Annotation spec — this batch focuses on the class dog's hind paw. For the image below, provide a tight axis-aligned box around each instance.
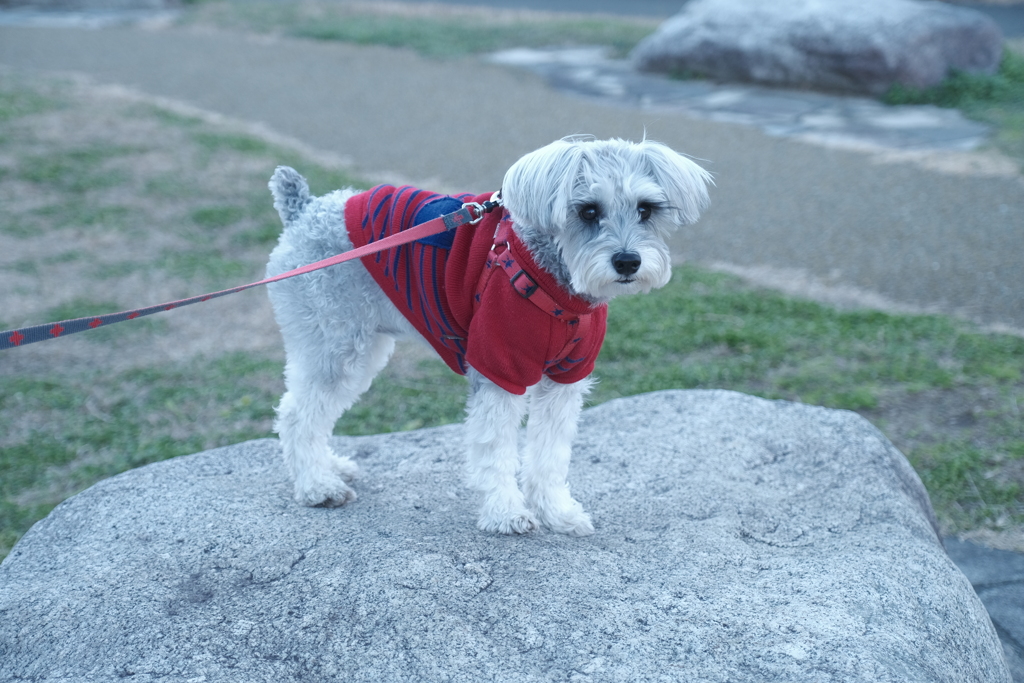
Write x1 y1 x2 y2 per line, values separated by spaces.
331 455 360 483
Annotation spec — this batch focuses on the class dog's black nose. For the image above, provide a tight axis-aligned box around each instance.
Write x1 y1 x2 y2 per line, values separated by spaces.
612 252 641 276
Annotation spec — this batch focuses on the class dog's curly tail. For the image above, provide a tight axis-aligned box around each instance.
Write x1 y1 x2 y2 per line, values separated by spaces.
269 166 312 227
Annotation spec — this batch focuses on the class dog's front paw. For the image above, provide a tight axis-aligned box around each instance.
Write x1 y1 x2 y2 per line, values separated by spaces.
528 489 595 536
294 476 357 507
476 501 539 535
293 456 360 507
540 505 594 536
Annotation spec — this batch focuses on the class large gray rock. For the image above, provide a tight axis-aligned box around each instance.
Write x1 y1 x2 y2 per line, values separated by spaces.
631 0 1005 95
0 390 1010 682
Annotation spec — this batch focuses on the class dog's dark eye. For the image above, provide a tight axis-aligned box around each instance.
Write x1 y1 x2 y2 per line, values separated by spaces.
578 205 599 223
638 204 653 222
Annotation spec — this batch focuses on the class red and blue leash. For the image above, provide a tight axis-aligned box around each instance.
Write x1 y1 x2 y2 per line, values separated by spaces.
0 198 500 352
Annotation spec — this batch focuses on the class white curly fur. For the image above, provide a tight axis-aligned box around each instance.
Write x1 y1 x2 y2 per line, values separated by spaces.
265 136 711 535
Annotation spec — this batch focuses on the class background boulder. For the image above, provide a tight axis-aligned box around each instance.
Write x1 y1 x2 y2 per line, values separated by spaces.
0 391 1010 682
631 0 1005 95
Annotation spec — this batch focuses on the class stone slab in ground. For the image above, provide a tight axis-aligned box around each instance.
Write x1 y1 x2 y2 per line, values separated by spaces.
0 391 1010 682
489 47 992 152
631 0 1005 95
947 539 1024 682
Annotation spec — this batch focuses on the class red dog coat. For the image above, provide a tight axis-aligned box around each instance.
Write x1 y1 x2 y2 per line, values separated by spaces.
345 185 608 395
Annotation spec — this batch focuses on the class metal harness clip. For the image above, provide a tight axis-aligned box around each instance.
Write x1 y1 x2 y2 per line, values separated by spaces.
462 189 504 225
463 202 486 225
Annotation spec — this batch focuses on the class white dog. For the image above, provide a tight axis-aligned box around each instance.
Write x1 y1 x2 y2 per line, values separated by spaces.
266 137 711 535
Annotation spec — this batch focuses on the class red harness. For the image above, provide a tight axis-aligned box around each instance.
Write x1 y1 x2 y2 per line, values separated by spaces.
477 214 593 365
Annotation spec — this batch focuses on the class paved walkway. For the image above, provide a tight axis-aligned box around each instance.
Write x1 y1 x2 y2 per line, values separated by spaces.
1 17 1023 675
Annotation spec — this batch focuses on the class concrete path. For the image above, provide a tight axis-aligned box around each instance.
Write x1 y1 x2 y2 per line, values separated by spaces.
1 24 1022 332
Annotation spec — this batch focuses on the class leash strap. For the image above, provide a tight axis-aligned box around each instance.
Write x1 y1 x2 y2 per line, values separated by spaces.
1 200 498 351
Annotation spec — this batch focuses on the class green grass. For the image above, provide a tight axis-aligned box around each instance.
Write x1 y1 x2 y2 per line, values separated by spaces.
336 362 469 436
0 354 285 557
18 146 139 193
35 202 134 229
194 130 272 155
884 50 1024 110
294 14 652 58
156 249 255 284
911 441 1022 530
594 268 1023 406
2 202 137 238
183 1 656 58
192 205 247 229
0 86 60 122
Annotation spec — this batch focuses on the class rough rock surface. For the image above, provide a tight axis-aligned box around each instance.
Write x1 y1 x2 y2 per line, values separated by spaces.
630 0 1005 95
0 390 1010 682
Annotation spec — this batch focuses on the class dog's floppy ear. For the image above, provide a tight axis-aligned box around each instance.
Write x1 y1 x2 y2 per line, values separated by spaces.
638 141 713 226
501 139 585 230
